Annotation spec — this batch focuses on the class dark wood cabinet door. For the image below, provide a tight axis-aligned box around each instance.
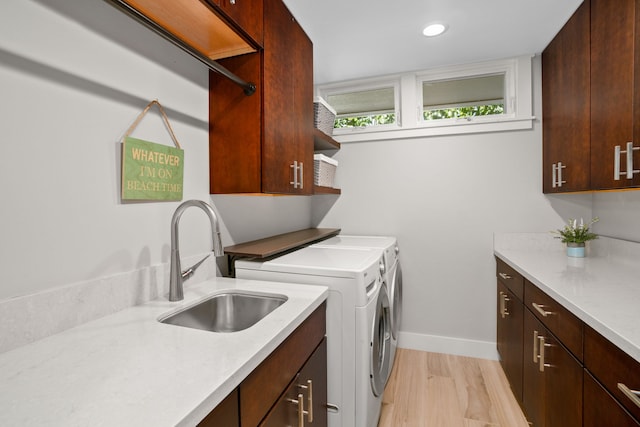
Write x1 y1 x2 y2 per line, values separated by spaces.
496 281 524 404
542 0 591 193
523 310 582 427
261 338 328 427
262 0 313 195
584 370 640 427
216 0 263 46
590 0 640 190
523 311 546 427
543 331 582 427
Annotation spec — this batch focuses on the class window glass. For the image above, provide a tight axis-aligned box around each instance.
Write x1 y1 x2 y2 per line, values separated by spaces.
422 74 505 120
327 87 396 129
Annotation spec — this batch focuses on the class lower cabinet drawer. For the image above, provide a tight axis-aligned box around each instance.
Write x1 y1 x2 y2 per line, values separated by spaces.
524 280 583 360
584 370 640 426
584 325 640 421
240 303 326 427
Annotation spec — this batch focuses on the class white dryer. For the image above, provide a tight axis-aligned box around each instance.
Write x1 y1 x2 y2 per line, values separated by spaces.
235 246 391 427
311 235 403 374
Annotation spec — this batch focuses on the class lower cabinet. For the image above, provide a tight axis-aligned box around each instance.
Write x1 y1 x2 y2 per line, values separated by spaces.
522 309 582 427
261 338 327 427
496 280 524 402
495 256 640 426
198 302 327 427
584 370 640 427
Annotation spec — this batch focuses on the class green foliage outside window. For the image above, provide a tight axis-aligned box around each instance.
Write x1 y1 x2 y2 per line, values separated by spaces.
334 114 396 128
423 104 504 120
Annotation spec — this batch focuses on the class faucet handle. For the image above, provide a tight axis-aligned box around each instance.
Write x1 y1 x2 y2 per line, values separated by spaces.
181 254 211 281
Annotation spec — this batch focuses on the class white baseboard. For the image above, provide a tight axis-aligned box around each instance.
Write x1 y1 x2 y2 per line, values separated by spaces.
397 331 499 361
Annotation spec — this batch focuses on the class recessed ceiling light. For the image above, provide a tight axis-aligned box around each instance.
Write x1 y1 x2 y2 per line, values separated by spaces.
423 23 447 37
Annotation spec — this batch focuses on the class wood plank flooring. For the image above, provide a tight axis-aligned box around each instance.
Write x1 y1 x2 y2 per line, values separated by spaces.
378 349 529 427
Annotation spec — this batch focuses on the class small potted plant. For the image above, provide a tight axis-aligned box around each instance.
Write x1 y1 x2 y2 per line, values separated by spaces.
552 217 599 257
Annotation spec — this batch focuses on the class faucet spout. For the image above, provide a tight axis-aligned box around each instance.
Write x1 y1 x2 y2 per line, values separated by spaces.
169 200 224 301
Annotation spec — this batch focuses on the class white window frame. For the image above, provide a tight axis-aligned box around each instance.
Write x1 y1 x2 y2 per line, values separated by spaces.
316 77 401 134
316 55 534 143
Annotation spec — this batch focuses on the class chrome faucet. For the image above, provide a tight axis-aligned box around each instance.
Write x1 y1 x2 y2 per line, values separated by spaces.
169 200 224 301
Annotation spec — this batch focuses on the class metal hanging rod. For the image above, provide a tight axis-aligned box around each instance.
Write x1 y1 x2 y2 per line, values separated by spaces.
105 0 256 96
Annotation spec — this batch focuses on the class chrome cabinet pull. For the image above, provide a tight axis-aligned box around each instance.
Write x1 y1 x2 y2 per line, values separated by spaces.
288 393 308 427
498 272 512 280
499 291 510 319
618 383 640 409
532 302 553 317
614 142 640 180
538 335 552 372
290 161 304 189
290 161 299 188
533 330 539 363
299 162 304 189
297 379 313 422
552 162 567 188
230 0 236 4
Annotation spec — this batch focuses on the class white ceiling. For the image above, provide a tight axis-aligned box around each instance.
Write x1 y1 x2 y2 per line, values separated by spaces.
282 0 584 84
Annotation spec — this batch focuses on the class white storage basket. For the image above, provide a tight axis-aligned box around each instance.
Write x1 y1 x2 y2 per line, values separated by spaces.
314 97 337 136
314 154 338 187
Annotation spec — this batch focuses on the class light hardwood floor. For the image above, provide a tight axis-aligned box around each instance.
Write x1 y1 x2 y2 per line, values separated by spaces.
378 349 529 427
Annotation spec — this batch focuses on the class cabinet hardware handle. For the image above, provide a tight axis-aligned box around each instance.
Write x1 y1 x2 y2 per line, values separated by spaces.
499 291 510 319
230 0 236 4
532 302 553 317
552 162 566 188
288 393 308 427
298 379 313 422
618 383 640 409
533 330 539 363
307 379 313 422
538 335 552 372
615 142 640 180
290 161 299 188
299 162 304 189
498 272 512 280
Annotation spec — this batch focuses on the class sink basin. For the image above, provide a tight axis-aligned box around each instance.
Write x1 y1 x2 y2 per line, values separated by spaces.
159 291 288 333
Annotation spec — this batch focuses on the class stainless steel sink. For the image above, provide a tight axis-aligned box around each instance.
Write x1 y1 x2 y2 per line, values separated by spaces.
159 291 288 333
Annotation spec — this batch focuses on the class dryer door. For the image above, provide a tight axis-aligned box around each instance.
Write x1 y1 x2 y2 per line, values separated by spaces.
370 284 391 397
389 262 403 340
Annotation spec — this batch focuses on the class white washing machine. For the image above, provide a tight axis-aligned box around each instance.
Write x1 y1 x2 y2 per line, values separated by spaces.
311 235 403 375
235 246 392 427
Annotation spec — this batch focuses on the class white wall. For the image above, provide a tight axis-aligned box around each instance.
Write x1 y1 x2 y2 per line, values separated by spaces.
0 0 310 301
314 56 594 358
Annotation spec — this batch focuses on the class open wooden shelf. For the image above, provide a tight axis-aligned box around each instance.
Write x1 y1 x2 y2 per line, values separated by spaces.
224 227 340 258
313 129 340 151
313 185 341 195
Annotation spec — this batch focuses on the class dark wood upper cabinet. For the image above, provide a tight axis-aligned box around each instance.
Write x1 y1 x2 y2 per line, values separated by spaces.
542 1 591 193
543 0 640 192
590 0 640 189
209 0 314 195
214 0 264 47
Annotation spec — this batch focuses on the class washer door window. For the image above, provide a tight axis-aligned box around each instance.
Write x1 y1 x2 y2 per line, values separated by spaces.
390 262 403 340
370 284 391 397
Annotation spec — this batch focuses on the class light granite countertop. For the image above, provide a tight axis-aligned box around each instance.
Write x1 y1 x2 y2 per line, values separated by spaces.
494 233 640 363
0 277 328 426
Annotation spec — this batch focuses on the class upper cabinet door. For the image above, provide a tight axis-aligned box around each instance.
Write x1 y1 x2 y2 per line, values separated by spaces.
216 0 264 47
542 1 591 193
590 0 640 190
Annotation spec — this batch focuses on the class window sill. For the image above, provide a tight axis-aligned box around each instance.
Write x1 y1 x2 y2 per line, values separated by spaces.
332 116 536 143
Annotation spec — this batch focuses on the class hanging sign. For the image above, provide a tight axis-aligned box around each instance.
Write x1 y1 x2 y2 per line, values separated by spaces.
122 136 184 200
120 100 184 201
